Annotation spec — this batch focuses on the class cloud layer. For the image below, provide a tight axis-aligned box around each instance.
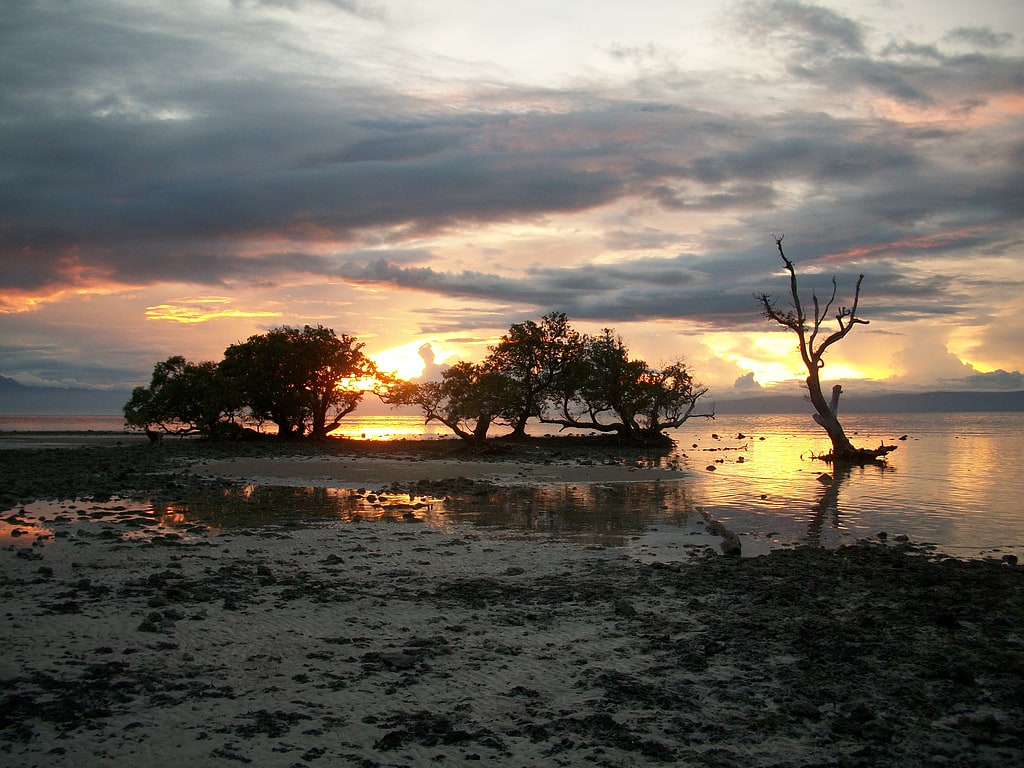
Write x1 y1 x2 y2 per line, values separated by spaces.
1 0 1022 392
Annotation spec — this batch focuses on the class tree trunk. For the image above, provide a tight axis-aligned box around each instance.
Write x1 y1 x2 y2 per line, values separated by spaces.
806 377 857 458
471 414 492 444
509 413 529 438
807 376 895 463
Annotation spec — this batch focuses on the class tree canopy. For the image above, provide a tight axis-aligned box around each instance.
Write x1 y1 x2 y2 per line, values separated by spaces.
125 315 712 445
385 361 511 444
540 328 711 446
124 356 235 440
125 325 375 440
390 314 712 445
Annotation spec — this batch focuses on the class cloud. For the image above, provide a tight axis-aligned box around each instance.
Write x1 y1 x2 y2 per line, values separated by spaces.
145 297 282 324
943 369 1024 390
231 0 385 20
945 26 1015 49
733 0 866 58
733 372 763 391
1 0 1022 390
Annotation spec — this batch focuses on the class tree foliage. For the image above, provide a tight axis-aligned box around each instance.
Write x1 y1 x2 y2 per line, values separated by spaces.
542 328 711 445
385 361 511 445
485 312 583 436
220 325 376 438
392 314 711 445
126 325 375 440
124 356 235 440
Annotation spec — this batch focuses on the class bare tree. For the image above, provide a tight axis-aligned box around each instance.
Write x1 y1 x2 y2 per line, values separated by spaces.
757 236 896 463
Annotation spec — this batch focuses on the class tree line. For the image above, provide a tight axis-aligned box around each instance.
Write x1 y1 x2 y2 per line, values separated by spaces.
124 313 712 446
127 245 888 463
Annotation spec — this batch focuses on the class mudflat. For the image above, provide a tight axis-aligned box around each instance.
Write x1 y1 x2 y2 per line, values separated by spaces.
1 439 1022 766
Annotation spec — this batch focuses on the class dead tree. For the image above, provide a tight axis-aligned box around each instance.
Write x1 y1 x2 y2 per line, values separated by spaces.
757 235 896 464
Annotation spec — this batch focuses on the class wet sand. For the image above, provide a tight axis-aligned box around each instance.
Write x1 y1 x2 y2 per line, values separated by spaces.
1 441 1022 766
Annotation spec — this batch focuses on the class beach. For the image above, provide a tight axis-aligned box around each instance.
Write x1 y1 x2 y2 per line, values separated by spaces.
2 439 1023 766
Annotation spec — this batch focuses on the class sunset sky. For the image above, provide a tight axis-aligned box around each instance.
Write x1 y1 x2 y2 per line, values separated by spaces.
2 0 1023 406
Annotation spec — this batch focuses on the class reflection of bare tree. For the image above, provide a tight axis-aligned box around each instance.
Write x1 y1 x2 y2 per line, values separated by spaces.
805 464 890 546
806 467 848 546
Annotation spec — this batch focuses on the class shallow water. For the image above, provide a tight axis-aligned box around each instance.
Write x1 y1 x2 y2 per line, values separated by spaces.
3 412 1022 560
669 412 1024 559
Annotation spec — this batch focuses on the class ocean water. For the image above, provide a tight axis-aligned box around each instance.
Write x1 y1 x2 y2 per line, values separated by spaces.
0 414 128 432
2 412 1022 560
667 412 1024 560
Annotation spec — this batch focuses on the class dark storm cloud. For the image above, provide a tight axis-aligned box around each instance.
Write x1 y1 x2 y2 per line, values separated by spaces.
336 256 707 317
331 247 971 330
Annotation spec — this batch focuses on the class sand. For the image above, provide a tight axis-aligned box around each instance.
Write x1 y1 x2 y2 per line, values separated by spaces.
2 441 1023 766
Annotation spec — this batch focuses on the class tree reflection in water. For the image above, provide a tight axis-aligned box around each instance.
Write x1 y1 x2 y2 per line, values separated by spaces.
805 462 892 548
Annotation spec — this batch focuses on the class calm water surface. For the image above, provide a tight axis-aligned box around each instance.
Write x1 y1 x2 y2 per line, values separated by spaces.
2 412 1022 560
669 412 1024 559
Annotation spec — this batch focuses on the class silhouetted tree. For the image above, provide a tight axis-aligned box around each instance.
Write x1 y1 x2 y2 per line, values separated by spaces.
757 236 896 463
220 325 374 438
387 361 512 444
485 312 584 437
124 356 235 440
543 329 712 445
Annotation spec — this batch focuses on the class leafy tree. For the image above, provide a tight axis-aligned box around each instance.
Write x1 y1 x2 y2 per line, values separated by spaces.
221 329 308 437
757 235 896 463
485 312 583 437
297 325 377 438
220 325 375 438
124 356 234 440
387 361 511 444
543 329 711 445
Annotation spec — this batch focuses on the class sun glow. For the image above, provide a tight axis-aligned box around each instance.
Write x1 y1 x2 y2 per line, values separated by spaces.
702 330 889 389
370 340 462 382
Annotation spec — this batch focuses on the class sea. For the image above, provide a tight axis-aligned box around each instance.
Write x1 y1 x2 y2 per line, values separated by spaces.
2 412 1022 560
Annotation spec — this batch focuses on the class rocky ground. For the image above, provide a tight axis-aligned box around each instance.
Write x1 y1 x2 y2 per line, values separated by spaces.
1 440 1022 767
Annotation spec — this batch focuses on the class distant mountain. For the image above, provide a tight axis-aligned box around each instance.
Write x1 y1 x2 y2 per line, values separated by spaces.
714 390 1024 414
3 375 1023 416
0 376 131 415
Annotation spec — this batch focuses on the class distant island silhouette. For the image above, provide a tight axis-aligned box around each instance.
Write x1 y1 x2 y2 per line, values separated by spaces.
2 375 1022 417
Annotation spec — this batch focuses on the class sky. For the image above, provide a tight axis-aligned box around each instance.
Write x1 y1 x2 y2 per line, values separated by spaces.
2 0 1023 407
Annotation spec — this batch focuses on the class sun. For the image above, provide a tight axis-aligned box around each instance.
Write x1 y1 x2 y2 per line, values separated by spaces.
370 341 434 381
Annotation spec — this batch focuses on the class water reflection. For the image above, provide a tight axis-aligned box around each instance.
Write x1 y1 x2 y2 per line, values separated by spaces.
164 485 447 529
4 414 1020 560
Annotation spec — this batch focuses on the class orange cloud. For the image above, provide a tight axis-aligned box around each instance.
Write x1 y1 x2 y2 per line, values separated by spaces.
869 92 1024 128
145 297 281 324
820 225 994 263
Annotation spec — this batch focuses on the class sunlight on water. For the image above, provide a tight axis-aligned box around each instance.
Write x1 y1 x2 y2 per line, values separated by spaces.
3 412 1022 560
328 415 451 441
671 413 1024 559
133 412 1024 559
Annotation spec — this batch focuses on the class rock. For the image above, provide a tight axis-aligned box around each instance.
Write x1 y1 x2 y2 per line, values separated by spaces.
614 599 638 617
377 651 417 670
786 700 822 721
137 611 164 632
